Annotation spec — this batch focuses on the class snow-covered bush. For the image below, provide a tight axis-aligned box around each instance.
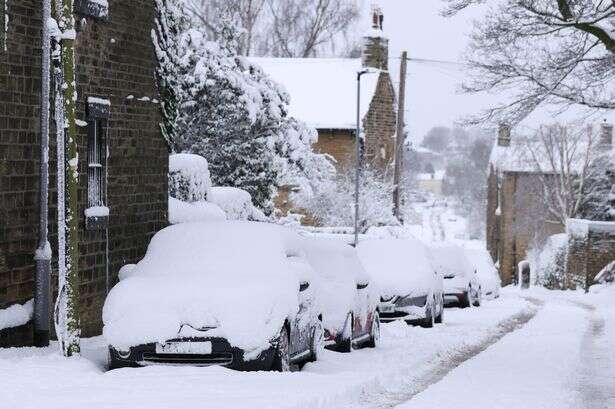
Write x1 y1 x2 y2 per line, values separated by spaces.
169 153 212 202
579 151 615 222
168 197 227 225
208 187 266 221
153 0 335 214
529 234 569 290
295 168 398 231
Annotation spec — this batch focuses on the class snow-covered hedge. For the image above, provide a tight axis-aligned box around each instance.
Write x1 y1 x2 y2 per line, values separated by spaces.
169 153 211 203
208 187 266 221
168 197 226 225
529 234 568 289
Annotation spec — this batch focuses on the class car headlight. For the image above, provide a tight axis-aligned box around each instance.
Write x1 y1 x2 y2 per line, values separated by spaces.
395 294 427 308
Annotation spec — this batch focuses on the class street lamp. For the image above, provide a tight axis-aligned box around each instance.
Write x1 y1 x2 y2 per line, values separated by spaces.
354 69 375 248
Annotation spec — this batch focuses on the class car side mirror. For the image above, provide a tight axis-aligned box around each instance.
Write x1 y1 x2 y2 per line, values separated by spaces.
299 282 310 292
357 282 369 290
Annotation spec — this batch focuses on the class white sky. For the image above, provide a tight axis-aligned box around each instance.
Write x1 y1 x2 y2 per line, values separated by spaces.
360 1 613 143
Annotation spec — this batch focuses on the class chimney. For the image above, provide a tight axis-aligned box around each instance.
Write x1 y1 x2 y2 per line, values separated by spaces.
600 122 613 150
362 3 388 70
497 123 511 147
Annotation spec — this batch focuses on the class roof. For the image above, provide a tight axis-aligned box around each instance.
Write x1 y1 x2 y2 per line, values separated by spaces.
249 58 381 130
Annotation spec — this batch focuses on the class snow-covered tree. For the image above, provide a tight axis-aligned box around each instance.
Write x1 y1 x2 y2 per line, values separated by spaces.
443 0 615 124
578 150 615 221
153 0 336 214
296 167 398 231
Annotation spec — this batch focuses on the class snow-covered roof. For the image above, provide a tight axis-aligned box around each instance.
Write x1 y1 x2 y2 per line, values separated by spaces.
249 58 381 130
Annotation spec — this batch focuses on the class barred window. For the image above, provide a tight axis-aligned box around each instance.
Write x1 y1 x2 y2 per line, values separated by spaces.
87 118 106 208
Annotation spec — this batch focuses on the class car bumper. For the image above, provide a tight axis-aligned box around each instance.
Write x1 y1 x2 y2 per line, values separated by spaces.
444 292 468 305
109 337 276 371
379 305 426 322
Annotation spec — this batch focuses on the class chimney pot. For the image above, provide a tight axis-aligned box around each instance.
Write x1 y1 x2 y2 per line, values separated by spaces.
498 123 511 147
600 122 613 149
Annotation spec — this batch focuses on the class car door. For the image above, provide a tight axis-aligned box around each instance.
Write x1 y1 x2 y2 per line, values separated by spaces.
290 280 315 358
355 281 370 337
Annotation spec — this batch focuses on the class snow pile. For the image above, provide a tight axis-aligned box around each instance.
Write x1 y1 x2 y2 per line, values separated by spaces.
593 261 615 285
465 248 501 299
169 153 211 203
0 299 33 331
84 206 109 218
302 237 376 330
358 238 436 298
103 222 307 354
208 187 266 221
168 197 226 224
528 233 568 289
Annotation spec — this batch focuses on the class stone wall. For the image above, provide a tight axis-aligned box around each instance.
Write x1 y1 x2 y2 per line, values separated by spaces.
566 219 615 290
363 72 396 172
486 169 564 285
313 129 355 172
0 1 168 345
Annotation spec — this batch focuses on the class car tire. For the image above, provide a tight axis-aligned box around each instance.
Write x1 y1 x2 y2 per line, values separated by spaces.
460 289 472 308
435 297 444 324
473 287 483 307
338 312 353 353
271 326 291 372
365 311 380 348
107 348 134 371
421 302 435 328
308 319 324 362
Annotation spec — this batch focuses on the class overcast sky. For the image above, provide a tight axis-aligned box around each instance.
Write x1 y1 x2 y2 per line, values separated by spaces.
359 1 612 143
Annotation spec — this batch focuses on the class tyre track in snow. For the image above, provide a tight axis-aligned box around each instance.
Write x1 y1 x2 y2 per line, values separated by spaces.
353 297 543 409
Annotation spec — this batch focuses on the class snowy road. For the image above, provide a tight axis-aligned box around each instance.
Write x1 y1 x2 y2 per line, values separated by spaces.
1 288 613 409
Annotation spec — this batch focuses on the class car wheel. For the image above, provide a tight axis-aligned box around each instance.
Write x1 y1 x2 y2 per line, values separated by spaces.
338 312 353 353
473 287 483 307
435 297 444 324
107 347 134 371
365 311 380 348
460 289 472 308
308 319 324 362
271 326 291 372
421 302 435 328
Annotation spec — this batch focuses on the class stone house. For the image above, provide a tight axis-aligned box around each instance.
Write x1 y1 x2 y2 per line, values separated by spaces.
0 1 168 347
251 8 397 174
486 123 614 285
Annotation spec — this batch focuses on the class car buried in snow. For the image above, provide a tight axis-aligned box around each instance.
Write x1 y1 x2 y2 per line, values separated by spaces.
431 244 482 308
357 238 444 328
465 248 501 300
302 237 380 352
103 221 324 372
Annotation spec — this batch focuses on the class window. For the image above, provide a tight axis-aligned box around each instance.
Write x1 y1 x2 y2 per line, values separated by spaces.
85 97 110 230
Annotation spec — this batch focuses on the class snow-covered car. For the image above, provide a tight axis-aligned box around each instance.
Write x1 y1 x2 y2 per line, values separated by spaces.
358 238 444 327
103 221 324 372
465 248 501 300
431 244 481 308
302 237 380 352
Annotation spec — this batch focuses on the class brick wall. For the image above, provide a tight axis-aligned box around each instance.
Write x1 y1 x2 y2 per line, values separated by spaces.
1 1 168 345
313 129 355 172
363 72 396 172
566 219 615 290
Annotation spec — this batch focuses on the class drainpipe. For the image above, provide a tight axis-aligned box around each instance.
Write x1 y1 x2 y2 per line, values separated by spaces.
34 0 52 347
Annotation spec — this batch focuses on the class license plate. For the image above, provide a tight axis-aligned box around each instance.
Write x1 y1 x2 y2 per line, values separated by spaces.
381 305 394 313
156 341 212 354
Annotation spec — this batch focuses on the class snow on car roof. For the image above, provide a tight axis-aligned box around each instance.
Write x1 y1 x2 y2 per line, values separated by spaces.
357 238 436 296
248 57 380 130
430 243 475 277
302 236 368 284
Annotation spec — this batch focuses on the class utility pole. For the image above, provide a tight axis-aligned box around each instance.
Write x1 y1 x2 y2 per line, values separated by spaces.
34 0 52 347
58 0 81 357
354 69 370 248
393 51 407 222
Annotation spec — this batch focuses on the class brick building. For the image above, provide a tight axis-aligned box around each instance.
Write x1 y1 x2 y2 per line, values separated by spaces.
251 8 397 174
0 1 168 346
486 123 614 285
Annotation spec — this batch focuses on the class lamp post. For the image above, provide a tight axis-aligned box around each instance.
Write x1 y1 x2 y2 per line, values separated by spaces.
354 69 372 248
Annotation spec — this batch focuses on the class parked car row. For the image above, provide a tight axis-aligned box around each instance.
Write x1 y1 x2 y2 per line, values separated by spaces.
103 221 501 372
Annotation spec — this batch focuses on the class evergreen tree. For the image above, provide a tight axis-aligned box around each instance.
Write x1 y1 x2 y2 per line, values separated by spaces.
579 151 615 221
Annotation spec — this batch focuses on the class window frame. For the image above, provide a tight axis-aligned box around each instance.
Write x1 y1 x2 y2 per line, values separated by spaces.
85 97 110 230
